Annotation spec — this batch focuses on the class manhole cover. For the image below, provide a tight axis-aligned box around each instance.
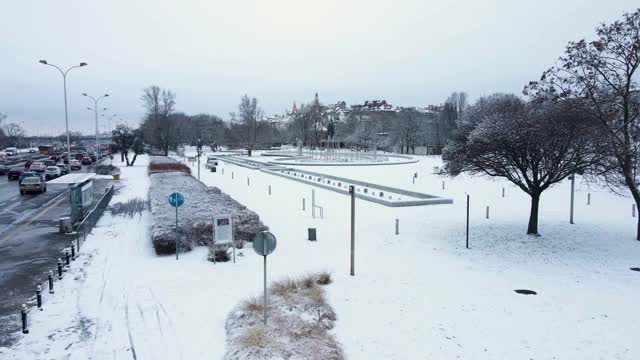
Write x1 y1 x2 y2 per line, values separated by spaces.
630 267 640 272
514 289 537 295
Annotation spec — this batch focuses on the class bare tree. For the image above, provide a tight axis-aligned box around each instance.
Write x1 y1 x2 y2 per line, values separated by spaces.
238 95 262 156
3 122 25 147
397 110 420 154
310 93 325 147
140 85 176 156
443 94 603 235
0 113 6 147
524 9 640 239
290 103 312 146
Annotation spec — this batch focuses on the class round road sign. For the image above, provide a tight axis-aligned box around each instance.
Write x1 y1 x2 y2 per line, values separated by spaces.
169 192 184 208
253 231 277 256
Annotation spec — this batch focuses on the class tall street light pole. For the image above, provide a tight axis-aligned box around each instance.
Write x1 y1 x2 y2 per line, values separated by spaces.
82 93 109 159
39 60 87 173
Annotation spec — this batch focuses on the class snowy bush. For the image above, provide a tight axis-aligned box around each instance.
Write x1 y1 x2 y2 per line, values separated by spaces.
110 198 148 217
95 164 119 175
224 273 344 360
148 158 267 255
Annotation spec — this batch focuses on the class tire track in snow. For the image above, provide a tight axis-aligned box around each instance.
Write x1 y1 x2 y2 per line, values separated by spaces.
125 300 138 360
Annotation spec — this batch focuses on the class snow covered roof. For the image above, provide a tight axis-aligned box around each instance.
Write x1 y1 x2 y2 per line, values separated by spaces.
48 173 94 185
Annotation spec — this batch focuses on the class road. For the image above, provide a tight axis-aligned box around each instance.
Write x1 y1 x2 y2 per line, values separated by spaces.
0 161 111 347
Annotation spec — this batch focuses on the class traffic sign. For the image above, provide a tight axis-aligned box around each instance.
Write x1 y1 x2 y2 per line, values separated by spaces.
253 231 277 256
168 192 184 208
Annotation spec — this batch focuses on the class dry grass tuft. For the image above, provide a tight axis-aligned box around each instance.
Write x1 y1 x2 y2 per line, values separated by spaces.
270 277 299 297
316 271 332 285
238 327 270 349
241 297 263 313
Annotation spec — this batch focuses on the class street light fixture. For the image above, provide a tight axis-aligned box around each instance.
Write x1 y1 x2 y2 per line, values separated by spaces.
82 92 109 159
39 59 88 173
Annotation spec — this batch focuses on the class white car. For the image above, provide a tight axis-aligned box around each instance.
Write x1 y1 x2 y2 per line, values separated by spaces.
28 148 38 153
70 159 82 170
45 166 62 179
4 147 18 156
29 162 46 172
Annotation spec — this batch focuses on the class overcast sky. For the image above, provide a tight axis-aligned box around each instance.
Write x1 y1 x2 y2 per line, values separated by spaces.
1 0 637 136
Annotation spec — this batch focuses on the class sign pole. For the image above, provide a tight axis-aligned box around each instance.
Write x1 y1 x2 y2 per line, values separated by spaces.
466 193 470 249
175 204 179 260
569 173 575 224
350 186 355 276
263 240 267 325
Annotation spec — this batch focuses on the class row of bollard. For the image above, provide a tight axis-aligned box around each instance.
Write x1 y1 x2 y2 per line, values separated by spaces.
21 238 81 334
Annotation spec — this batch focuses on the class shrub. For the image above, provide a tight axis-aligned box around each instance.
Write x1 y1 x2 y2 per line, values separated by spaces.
110 198 147 217
224 272 344 360
148 162 191 174
95 164 118 175
316 271 332 285
270 278 299 297
208 248 231 262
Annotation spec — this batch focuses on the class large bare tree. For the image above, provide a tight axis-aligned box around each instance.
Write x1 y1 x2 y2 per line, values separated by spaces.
140 85 176 156
443 94 603 235
238 95 262 156
524 9 640 239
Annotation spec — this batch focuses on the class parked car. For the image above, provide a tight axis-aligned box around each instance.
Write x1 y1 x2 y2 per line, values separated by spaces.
70 159 82 170
28 148 38 153
44 159 56 167
89 154 97 162
19 177 47 194
56 164 70 175
29 162 46 173
7 167 26 181
4 147 18 156
45 166 62 180
0 164 10 175
81 156 92 165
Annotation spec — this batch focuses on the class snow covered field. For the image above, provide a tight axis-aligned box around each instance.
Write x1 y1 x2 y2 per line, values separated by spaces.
2 152 639 359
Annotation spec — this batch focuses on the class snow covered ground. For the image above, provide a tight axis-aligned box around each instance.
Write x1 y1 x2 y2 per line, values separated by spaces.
2 152 639 359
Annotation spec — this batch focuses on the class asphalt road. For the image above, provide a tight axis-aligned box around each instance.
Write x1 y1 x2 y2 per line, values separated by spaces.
0 162 110 347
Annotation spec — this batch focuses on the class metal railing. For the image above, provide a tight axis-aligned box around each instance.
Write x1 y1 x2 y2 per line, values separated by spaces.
75 184 114 244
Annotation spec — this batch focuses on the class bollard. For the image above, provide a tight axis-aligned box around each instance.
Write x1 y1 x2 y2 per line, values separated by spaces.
268 185 271 195
36 285 42 311
65 250 70 267
247 177 250 186
77 237 80 252
502 187 505 198
57 259 63 279
412 177 415 184
70 242 76 261
395 219 399 235
232 172 234 179
442 181 445 190
48 270 54 294
633 204 636 218
302 198 306 211
486 206 490 219
587 193 591 205
222 168 224 175
21 304 28 334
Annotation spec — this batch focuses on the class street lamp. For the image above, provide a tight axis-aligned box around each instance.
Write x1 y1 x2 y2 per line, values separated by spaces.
82 92 109 159
39 60 87 173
